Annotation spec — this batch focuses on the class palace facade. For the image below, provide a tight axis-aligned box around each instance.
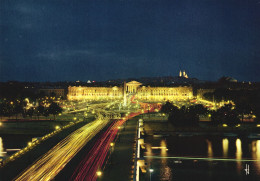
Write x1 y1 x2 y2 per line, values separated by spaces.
67 81 193 101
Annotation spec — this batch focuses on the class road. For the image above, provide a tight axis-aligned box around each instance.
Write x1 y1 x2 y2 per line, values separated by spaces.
69 100 158 181
14 97 158 181
14 117 110 181
69 112 142 181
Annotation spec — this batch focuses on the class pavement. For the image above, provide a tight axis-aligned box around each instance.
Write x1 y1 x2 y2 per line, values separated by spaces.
100 116 139 181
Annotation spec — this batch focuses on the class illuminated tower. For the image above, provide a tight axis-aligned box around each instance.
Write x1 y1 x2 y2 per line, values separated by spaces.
179 70 182 77
183 70 186 77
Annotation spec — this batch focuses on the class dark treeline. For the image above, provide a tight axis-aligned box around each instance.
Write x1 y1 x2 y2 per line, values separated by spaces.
0 100 62 120
161 100 259 127
161 102 208 127
204 88 260 121
0 83 45 101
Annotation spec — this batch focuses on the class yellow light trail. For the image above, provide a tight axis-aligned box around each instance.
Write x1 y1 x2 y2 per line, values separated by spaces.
15 118 110 181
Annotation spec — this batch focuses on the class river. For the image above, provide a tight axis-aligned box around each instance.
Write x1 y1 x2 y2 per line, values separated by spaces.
0 135 41 158
144 135 260 181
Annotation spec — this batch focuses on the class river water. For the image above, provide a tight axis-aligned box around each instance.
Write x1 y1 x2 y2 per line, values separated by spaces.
144 135 260 181
0 135 41 158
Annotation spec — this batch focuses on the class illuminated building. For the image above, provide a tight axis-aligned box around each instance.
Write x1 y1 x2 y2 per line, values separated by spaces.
68 80 193 101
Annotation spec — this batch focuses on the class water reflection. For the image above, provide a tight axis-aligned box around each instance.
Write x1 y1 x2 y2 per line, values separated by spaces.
222 138 229 158
160 139 172 180
236 138 242 172
206 139 213 158
146 143 153 162
145 135 260 180
0 137 5 157
252 140 260 175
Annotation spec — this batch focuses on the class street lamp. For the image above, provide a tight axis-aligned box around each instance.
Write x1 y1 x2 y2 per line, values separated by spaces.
96 170 102 179
149 168 154 181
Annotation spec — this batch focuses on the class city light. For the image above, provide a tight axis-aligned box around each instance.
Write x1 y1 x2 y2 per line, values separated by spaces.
96 171 102 176
27 142 32 147
15 118 110 181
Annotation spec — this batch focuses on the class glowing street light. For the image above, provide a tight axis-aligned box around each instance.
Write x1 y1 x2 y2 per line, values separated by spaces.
27 142 32 147
110 142 114 147
96 171 102 176
222 124 228 127
236 124 240 128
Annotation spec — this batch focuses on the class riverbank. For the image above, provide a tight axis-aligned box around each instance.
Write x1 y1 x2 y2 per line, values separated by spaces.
144 122 260 136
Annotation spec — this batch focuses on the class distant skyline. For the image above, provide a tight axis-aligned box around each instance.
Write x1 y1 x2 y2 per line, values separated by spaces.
1 0 260 82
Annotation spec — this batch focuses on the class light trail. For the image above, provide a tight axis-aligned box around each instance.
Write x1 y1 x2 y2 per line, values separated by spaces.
15 98 159 181
14 118 110 181
70 113 141 181
70 98 159 181
144 156 260 162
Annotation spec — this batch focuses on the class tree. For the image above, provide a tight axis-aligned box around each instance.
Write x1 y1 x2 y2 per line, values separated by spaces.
26 107 34 119
13 101 24 120
211 104 240 126
0 101 13 118
191 104 208 115
48 102 62 120
161 101 178 114
43 109 49 119
36 105 45 120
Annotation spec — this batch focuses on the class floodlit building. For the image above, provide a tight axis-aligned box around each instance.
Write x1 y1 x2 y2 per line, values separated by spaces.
67 80 193 101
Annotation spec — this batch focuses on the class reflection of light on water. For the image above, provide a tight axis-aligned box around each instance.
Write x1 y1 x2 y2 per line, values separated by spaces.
146 143 153 163
206 139 213 158
236 139 242 159
222 138 229 158
236 138 242 172
0 137 5 157
160 139 172 180
256 140 260 160
252 140 260 175
160 139 167 157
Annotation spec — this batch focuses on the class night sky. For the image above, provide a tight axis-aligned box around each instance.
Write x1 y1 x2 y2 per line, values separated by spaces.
1 0 260 82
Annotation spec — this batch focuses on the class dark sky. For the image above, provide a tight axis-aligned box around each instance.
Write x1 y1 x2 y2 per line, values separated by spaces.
1 0 260 82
